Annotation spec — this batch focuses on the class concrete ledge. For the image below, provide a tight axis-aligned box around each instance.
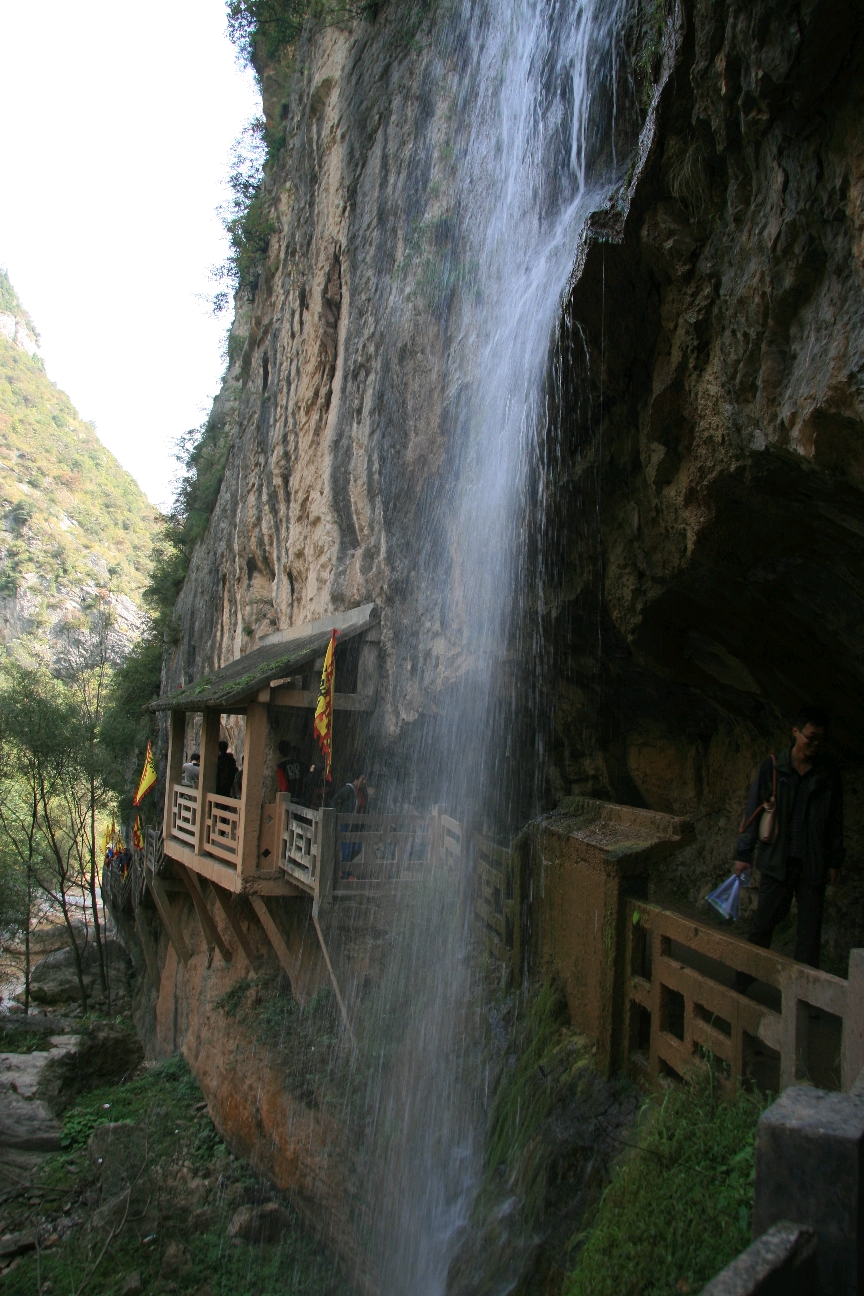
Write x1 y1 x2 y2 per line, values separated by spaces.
754 1085 864 1295
699 1222 818 1295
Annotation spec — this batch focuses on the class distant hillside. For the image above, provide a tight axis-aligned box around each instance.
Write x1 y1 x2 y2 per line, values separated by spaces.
0 269 160 657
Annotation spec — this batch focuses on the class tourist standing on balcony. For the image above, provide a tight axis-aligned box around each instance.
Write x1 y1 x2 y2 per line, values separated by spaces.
275 741 302 797
181 752 200 788
216 741 237 797
733 707 843 983
333 774 368 869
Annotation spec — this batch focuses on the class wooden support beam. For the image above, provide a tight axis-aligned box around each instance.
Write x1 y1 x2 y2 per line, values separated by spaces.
146 873 190 966
239 701 268 882
164 710 186 841
178 864 232 965
268 688 376 711
249 896 302 995
195 708 221 858
312 902 356 1048
316 808 336 908
114 906 160 991
209 883 262 970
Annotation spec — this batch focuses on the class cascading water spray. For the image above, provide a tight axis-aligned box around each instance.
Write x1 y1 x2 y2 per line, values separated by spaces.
344 0 644 1290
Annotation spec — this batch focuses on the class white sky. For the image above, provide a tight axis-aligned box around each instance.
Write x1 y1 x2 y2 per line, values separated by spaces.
0 0 261 509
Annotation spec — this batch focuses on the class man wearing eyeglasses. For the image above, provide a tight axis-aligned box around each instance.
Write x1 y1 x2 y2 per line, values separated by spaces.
733 706 843 988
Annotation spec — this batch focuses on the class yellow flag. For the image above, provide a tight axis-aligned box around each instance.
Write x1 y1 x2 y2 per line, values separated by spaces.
313 630 338 782
133 816 144 850
133 740 158 806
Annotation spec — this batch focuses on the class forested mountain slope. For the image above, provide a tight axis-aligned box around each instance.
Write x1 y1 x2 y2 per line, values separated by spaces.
0 270 160 656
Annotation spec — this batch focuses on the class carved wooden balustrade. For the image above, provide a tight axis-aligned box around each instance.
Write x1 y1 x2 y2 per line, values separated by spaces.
162 777 467 908
171 784 199 848
203 793 242 863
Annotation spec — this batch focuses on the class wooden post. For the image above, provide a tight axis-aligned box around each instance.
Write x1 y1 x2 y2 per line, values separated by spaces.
164 710 186 841
842 949 864 1091
179 865 232 965
132 908 161 990
429 805 441 870
146 874 190 965
249 896 301 993
195 709 221 858
239 701 268 883
317 807 336 907
312 902 356 1047
649 924 662 1086
512 837 523 989
209 884 262 970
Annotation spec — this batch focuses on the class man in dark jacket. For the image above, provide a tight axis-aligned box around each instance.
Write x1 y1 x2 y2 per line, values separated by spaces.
734 706 843 975
216 741 238 797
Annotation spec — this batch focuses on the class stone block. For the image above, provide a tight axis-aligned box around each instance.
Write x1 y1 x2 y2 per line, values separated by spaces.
227 1201 294 1243
700 1222 818 1295
754 1086 864 1296
532 798 692 1072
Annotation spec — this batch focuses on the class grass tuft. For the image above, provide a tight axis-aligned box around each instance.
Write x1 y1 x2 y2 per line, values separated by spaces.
2 1051 353 1296
562 1075 769 1296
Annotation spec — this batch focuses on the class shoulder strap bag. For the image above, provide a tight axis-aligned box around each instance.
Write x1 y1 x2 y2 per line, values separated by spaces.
739 755 779 845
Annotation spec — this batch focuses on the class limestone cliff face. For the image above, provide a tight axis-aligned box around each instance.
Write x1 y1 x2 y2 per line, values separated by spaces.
169 8 469 747
169 0 864 944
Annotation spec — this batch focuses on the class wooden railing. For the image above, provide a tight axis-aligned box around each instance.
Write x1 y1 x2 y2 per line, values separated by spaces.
101 860 133 913
475 836 520 975
164 785 466 903
171 783 199 847
279 803 463 901
434 813 464 873
204 793 242 864
281 802 326 889
624 899 864 1093
332 811 433 896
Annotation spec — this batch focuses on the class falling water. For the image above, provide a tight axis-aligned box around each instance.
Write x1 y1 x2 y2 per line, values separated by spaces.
343 0 641 1290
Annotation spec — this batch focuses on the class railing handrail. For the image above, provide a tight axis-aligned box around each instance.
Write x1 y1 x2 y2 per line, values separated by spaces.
626 898 849 1005
623 896 862 1093
204 791 242 810
173 779 200 798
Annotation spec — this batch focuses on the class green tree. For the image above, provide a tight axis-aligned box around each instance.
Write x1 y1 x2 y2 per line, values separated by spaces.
55 603 122 1011
0 720 39 1010
0 663 92 1007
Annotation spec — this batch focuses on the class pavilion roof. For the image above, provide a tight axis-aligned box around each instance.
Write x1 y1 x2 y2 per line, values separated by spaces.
149 604 377 712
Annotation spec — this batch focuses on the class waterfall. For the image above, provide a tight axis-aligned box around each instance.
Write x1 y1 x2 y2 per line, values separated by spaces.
344 0 641 1290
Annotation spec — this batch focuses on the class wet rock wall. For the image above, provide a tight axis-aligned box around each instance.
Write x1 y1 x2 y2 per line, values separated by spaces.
540 0 864 965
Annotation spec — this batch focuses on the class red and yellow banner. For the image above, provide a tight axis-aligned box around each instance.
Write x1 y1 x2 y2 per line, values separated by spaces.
133 815 144 851
313 630 338 782
133 740 157 806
